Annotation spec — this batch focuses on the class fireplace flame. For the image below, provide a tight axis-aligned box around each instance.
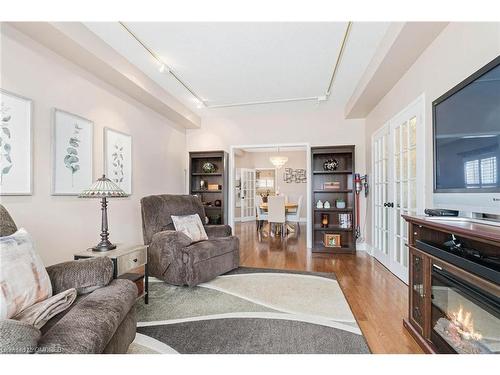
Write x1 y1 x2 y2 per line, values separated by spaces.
450 306 482 341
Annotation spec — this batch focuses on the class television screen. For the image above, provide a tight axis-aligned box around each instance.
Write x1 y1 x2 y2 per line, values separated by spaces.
434 61 500 192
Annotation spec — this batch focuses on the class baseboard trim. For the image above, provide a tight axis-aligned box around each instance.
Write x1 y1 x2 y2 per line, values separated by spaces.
356 242 375 256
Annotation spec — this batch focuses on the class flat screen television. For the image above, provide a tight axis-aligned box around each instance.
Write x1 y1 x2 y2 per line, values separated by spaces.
433 55 500 215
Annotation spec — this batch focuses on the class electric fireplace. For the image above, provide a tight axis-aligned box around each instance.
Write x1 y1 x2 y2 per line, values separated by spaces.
431 263 500 354
403 214 500 354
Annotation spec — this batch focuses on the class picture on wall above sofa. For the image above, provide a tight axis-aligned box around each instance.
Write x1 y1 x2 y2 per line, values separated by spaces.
104 128 132 195
52 109 93 195
0 89 32 196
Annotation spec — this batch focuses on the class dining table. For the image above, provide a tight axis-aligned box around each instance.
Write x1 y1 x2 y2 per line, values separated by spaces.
259 202 298 212
258 202 299 234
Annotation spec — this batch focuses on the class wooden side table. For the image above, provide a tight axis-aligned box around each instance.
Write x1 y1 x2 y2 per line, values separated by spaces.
74 244 149 304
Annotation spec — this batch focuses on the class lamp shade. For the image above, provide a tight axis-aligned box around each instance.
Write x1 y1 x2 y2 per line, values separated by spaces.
79 175 128 198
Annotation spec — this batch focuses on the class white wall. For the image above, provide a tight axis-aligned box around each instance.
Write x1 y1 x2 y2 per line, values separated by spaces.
187 101 370 244
364 22 500 246
0 25 187 265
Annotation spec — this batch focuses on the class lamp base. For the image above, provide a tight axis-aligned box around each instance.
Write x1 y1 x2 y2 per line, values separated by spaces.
92 239 117 252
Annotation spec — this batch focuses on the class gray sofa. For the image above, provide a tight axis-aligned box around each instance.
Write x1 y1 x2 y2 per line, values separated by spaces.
0 204 137 354
140 194 240 286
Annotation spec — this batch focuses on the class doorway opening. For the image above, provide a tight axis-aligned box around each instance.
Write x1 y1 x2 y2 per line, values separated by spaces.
229 144 312 248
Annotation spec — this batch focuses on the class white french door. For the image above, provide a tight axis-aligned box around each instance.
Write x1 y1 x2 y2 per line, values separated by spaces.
240 168 256 222
372 95 425 283
372 126 390 268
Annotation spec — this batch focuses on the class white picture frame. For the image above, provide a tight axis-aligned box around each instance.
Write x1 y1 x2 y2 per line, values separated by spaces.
0 89 33 195
52 109 94 195
104 127 132 195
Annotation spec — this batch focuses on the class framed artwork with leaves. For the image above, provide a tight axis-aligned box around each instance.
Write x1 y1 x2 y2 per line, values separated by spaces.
52 109 93 195
104 128 132 195
0 89 33 195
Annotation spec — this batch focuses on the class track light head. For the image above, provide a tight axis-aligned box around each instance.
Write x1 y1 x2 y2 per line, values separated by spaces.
158 63 169 73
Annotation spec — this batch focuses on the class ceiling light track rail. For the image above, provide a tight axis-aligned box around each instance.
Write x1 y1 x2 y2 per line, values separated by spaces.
207 96 321 109
326 21 352 97
118 21 352 109
118 21 206 107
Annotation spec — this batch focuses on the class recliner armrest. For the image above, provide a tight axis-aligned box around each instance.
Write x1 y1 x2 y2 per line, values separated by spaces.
46 257 114 295
149 230 192 276
204 225 232 238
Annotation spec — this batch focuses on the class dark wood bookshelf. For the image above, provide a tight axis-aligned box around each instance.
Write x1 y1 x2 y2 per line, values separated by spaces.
313 189 353 193
313 207 353 212
311 146 356 254
191 172 223 176
189 151 228 225
314 225 353 232
312 170 353 175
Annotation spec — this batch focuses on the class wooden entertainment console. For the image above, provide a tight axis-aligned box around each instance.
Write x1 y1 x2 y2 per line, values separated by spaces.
402 215 500 354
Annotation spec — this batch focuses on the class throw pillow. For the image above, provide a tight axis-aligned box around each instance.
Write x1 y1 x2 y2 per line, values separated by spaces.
171 214 208 243
0 228 52 320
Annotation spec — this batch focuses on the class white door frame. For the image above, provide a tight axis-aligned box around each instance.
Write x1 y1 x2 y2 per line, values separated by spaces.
229 143 312 248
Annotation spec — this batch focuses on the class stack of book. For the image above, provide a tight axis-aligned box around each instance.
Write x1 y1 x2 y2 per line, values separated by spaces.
338 213 352 229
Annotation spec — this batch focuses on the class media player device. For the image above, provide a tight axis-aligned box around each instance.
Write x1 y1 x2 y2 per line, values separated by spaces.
424 208 459 217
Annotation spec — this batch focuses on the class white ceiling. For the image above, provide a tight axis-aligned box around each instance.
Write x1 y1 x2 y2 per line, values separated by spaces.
84 22 389 114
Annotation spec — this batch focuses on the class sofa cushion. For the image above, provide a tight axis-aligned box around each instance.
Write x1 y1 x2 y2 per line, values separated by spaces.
37 279 137 354
172 214 208 243
185 236 239 265
0 319 41 354
0 228 52 320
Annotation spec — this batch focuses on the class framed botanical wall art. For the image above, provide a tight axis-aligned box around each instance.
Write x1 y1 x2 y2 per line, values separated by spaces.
104 128 132 195
52 109 93 195
0 89 33 195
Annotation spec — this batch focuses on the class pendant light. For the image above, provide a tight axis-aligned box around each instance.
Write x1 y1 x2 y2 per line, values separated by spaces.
269 147 288 169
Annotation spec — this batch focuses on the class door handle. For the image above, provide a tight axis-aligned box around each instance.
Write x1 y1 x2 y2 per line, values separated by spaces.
383 203 388 207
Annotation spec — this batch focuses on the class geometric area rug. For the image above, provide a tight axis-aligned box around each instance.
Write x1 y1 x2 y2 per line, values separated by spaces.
128 267 370 354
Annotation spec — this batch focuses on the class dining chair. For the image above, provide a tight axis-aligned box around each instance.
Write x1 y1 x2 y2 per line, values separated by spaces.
285 195 303 233
255 195 268 232
267 196 286 237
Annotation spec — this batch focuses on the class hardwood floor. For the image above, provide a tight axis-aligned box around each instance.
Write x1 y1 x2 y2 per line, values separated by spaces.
235 221 423 354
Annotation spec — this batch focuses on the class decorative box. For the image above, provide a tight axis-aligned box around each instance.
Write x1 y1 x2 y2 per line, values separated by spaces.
323 181 340 190
207 184 221 191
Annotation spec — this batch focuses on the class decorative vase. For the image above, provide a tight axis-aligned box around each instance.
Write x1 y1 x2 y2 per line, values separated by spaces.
321 214 329 228
316 200 323 209
336 199 346 209
324 200 331 209
323 159 339 171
